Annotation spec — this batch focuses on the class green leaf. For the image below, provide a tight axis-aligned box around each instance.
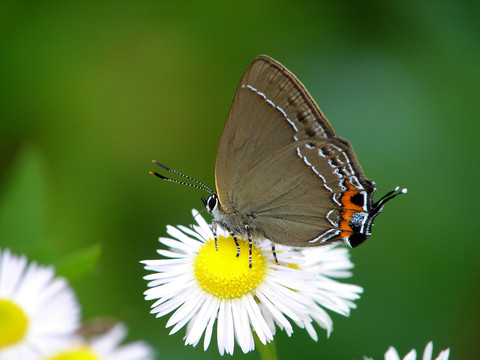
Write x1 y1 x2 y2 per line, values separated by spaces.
0 146 48 253
54 243 102 282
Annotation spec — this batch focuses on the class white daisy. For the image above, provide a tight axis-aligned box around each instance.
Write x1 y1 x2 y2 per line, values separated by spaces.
0 248 81 359
142 210 362 355
364 341 450 360
42 323 155 360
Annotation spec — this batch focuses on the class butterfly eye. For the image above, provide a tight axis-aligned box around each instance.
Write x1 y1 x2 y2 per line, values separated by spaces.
206 194 218 212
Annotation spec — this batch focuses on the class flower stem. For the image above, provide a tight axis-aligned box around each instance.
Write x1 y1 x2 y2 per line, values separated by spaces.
254 335 277 360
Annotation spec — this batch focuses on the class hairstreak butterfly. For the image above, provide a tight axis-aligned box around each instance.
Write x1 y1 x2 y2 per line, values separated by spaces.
151 55 406 267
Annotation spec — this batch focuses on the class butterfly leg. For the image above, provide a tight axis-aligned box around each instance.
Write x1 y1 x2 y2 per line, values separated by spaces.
245 224 252 268
211 221 219 251
228 229 241 257
271 243 279 265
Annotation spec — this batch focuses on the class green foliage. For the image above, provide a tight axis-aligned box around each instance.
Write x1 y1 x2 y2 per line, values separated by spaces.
0 147 102 282
54 243 102 282
0 146 48 255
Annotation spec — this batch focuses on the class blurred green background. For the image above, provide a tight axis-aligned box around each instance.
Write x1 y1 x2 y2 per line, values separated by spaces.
1 1 479 359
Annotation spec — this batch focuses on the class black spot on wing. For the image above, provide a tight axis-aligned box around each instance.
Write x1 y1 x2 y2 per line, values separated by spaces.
350 192 365 207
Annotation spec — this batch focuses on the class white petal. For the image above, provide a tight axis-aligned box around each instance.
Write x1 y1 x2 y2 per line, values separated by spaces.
177 225 207 243
404 349 417 360
385 346 402 360
303 320 318 341
259 304 276 336
423 341 433 360
217 301 226 355
155 249 188 258
203 297 220 351
184 295 218 346
151 286 196 317
244 294 272 344
232 300 254 353
167 289 206 333
309 304 333 336
159 236 194 254
224 301 235 355
0 250 27 297
256 291 293 335
192 209 214 237
435 349 450 360
260 284 309 321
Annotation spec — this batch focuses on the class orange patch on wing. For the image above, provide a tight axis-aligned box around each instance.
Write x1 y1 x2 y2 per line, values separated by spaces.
337 180 364 239
340 180 364 211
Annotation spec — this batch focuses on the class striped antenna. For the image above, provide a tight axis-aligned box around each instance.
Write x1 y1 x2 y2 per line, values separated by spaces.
150 161 213 194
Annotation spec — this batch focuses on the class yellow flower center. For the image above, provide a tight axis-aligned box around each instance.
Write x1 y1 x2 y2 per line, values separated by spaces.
193 236 268 299
45 346 99 360
0 298 29 348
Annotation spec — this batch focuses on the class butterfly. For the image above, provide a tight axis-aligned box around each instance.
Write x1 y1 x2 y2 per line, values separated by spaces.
152 55 406 267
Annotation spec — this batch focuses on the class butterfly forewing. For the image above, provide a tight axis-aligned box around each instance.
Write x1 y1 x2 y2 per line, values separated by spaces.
216 56 332 203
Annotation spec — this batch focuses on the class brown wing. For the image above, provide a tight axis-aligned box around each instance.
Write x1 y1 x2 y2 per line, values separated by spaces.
215 55 372 246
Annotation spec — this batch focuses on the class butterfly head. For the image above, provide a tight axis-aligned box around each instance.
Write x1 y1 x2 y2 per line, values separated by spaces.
202 193 220 215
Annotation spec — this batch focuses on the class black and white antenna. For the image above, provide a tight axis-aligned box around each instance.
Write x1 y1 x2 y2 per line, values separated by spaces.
149 160 214 194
